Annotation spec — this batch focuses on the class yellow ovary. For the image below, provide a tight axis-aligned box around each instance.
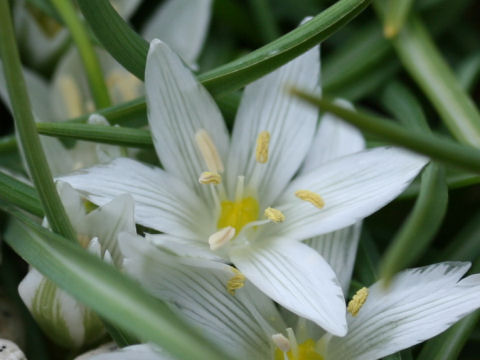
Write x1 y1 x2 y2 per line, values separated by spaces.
217 197 259 234
274 339 324 360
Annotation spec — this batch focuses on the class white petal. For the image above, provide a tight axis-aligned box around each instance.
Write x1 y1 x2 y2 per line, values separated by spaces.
227 44 320 207
305 222 362 294
110 0 142 19
147 233 222 261
84 344 167 360
88 114 124 164
85 194 136 267
301 99 365 173
326 262 480 360
141 0 212 66
59 158 214 240
269 147 427 241
18 268 104 348
55 181 88 232
229 238 347 336
145 39 229 205
0 339 26 360
120 233 283 359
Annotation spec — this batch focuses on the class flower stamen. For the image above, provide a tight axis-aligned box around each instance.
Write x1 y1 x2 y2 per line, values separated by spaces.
347 287 369 316
226 267 245 295
208 226 235 250
295 190 325 209
264 207 285 223
58 75 84 117
199 171 222 185
195 129 224 173
256 131 270 163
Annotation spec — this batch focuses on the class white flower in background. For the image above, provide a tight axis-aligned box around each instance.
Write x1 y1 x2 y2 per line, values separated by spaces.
16 182 135 348
0 0 212 176
78 234 480 360
13 0 142 72
61 38 427 335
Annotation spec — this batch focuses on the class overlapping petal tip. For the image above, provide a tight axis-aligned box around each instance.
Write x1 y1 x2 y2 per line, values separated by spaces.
326 262 480 360
146 39 229 205
226 43 321 207
119 232 282 360
306 222 362 294
270 147 428 241
229 238 347 336
141 0 212 66
59 158 214 240
302 99 365 173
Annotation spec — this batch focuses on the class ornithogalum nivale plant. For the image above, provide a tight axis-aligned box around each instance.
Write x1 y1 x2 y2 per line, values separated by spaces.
1 1 480 360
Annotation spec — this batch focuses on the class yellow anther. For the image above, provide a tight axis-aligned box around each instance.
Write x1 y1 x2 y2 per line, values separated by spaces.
58 75 84 118
272 333 290 353
347 287 369 316
208 226 235 251
77 234 91 249
295 190 325 209
256 131 270 163
195 129 224 173
226 267 246 295
199 172 222 185
264 207 285 223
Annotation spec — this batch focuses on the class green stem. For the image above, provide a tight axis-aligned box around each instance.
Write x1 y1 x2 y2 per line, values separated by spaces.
391 16 480 147
0 171 43 217
0 0 75 241
292 91 480 174
50 0 111 110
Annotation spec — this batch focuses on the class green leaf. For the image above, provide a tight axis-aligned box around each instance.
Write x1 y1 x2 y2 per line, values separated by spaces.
0 0 75 241
50 0 111 109
292 91 480 174
0 171 43 217
4 212 232 360
36 122 153 148
77 0 371 95
391 16 480 147
380 163 448 283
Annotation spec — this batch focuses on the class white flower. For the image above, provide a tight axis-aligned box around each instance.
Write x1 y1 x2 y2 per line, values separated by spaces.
60 38 427 335
17 182 135 348
0 0 212 175
80 233 480 360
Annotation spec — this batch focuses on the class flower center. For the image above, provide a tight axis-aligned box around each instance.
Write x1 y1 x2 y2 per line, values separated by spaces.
217 196 259 234
274 339 324 360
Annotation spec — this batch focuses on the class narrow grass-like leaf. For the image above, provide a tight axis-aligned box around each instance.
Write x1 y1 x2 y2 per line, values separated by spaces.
77 0 371 95
0 0 75 240
37 122 153 148
391 16 480 147
4 211 231 360
292 91 480 174
50 0 111 109
380 163 448 283
0 171 42 217
380 81 429 131
383 0 414 38
456 52 480 92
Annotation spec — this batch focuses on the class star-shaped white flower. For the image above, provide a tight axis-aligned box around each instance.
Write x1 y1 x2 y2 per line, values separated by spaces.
78 233 480 360
61 38 427 335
